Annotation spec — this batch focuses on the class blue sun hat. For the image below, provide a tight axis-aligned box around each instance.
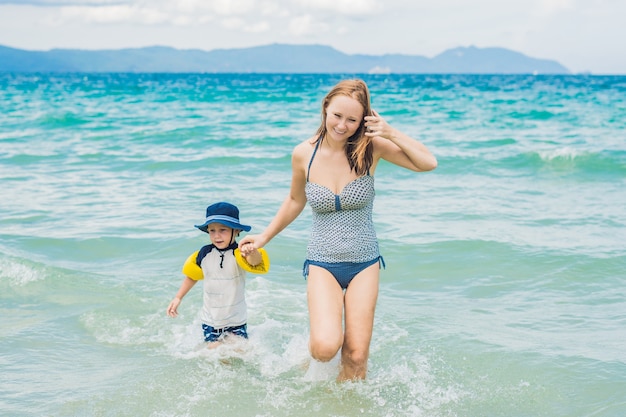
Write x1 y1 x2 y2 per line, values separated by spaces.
195 202 251 233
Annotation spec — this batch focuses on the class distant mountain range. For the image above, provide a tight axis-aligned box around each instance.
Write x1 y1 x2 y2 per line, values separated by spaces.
0 43 570 74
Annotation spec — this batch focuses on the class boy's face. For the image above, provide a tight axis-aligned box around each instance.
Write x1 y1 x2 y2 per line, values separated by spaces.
206 223 235 249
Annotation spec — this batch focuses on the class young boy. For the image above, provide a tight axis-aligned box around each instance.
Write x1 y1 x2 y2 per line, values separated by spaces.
166 202 270 346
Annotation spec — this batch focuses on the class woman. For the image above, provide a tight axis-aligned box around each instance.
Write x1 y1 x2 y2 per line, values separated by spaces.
239 79 437 380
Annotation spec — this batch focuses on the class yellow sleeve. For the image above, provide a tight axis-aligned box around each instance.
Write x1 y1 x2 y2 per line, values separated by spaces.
234 248 270 275
182 250 204 281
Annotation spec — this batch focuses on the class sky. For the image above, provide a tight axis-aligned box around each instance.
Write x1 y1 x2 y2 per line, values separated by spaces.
0 0 624 74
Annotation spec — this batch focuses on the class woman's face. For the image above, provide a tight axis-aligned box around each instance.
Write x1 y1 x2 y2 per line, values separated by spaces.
324 95 364 143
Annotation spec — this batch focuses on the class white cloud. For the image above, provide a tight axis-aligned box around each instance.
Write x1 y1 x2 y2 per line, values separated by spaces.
211 0 256 16
221 17 269 33
534 0 572 17
59 5 169 24
46 0 260 25
295 0 383 15
258 1 290 18
288 14 330 37
221 17 246 30
245 21 271 33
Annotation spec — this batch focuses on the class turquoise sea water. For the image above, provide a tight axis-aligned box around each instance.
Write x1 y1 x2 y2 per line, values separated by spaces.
1 73 625 417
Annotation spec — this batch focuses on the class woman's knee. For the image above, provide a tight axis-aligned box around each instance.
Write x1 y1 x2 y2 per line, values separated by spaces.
309 337 341 362
342 346 369 368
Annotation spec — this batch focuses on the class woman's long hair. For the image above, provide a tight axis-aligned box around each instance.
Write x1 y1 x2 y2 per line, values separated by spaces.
314 79 373 176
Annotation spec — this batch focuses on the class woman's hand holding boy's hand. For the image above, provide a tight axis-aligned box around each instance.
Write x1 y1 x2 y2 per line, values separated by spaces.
238 240 262 265
238 239 255 255
239 234 269 255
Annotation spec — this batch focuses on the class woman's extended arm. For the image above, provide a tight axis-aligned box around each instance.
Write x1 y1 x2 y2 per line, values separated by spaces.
239 142 309 252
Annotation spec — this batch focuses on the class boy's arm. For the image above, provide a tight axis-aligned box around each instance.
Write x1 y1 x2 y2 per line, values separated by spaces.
167 277 197 317
173 276 197 299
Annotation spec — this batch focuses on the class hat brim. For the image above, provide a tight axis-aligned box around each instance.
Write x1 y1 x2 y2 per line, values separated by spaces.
195 215 251 233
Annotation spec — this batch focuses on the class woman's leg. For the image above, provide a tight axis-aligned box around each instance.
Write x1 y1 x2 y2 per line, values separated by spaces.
338 263 379 381
307 265 344 362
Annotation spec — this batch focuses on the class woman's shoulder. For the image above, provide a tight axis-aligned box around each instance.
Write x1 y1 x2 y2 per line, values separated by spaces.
293 136 317 157
289 136 318 175
294 135 317 149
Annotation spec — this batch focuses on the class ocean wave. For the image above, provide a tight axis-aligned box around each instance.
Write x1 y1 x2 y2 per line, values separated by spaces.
0 254 47 286
535 148 626 176
436 147 626 178
507 109 556 120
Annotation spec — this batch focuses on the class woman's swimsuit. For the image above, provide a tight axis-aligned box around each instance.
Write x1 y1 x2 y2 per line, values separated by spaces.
303 138 384 289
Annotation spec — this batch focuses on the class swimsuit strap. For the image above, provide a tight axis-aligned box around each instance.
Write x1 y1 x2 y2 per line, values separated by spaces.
307 134 371 179
306 135 323 182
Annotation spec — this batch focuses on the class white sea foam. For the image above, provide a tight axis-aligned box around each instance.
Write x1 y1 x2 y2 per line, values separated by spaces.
538 146 583 160
0 257 45 285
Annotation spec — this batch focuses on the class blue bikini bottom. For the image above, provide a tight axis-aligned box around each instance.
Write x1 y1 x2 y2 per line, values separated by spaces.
303 257 385 289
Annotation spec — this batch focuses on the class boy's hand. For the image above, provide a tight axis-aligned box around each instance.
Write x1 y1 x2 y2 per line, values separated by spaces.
167 297 181 317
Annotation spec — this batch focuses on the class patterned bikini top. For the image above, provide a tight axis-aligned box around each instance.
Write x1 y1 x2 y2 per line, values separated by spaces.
304 138 379 263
